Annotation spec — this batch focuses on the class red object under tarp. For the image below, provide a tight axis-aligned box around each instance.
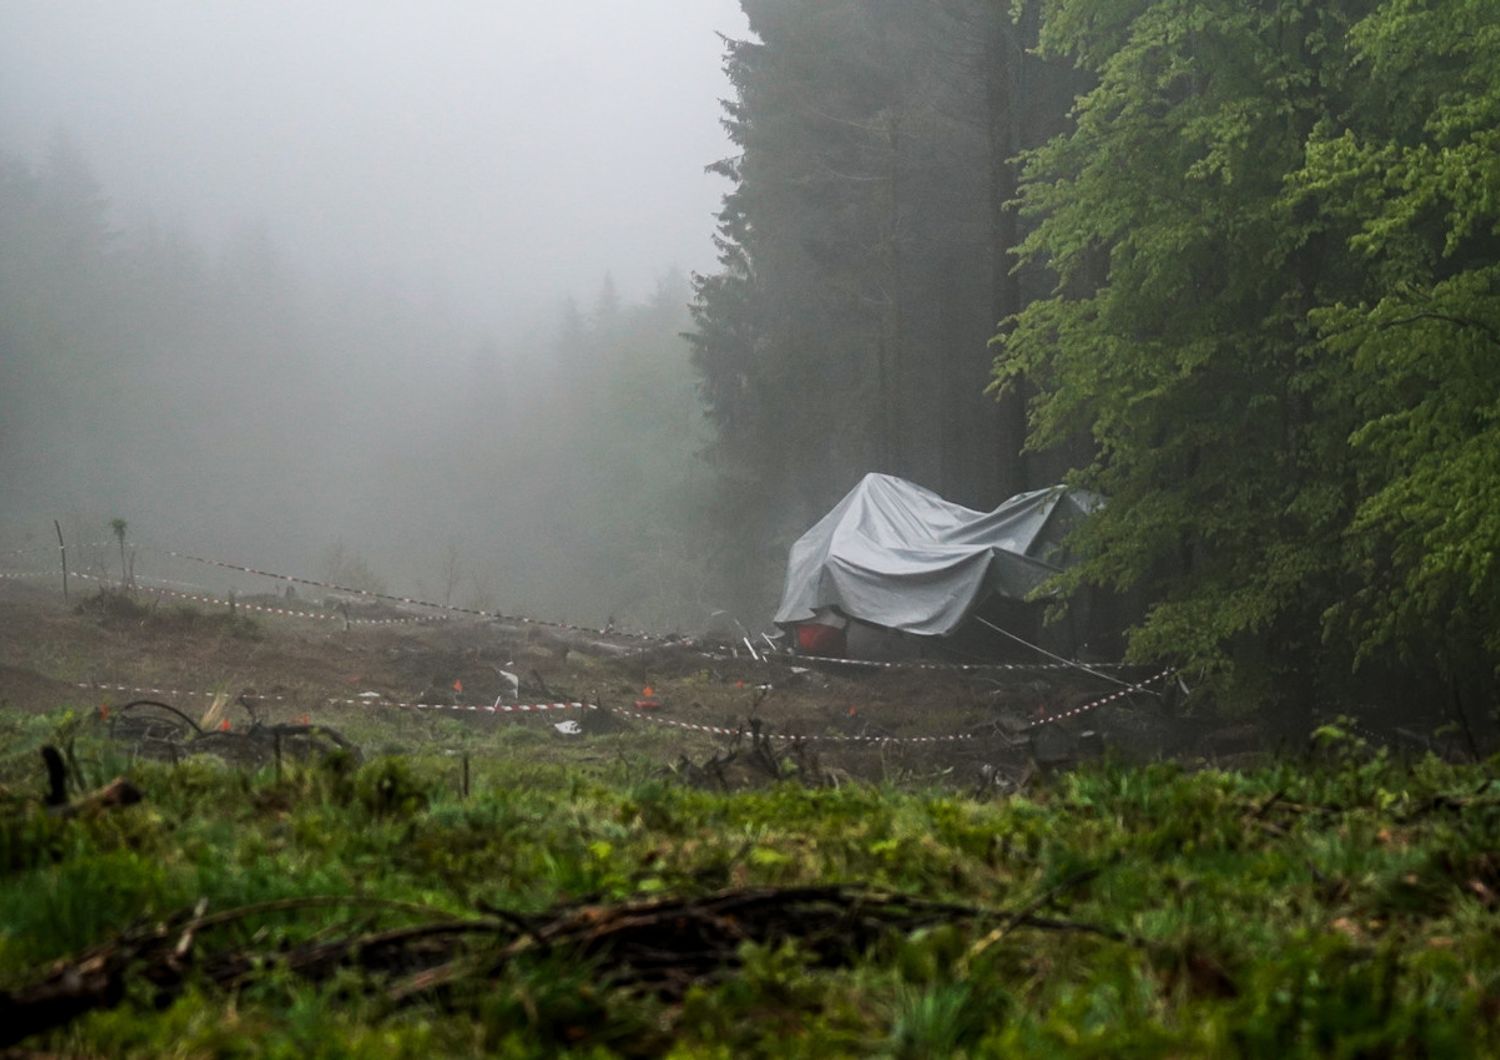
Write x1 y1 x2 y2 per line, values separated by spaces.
795 622 846 656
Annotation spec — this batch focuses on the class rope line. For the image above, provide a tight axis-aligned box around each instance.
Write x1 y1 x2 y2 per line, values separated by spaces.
66 573 449 625
77 682 978 744
1024 668 1176 730
770 651 1142 675
78 668 1173 744
8 545 1162 680
0 541 114 557
972 615 1139 690
153 547 667 642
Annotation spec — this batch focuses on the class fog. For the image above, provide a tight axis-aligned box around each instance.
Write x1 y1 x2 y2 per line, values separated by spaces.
0 2 750 630
0 2 743 323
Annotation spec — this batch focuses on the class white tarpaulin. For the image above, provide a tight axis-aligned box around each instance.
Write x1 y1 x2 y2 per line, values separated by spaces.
773 473 1102 637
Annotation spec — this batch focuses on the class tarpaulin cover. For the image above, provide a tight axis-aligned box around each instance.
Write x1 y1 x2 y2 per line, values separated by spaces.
773 473 1102 637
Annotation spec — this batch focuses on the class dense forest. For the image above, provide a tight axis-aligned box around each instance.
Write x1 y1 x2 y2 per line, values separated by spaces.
688 0 1500 726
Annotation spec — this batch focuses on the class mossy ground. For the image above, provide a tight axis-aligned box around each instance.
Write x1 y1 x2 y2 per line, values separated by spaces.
1 715 1497 1057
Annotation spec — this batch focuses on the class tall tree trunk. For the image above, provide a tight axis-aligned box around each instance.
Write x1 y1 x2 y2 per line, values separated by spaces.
987 13 1029 499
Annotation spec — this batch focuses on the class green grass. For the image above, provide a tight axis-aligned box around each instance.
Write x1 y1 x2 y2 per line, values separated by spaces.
0 717 1497 1057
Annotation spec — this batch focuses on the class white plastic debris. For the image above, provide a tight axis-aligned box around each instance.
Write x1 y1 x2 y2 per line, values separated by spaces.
553 720 582 736
493 665 521 698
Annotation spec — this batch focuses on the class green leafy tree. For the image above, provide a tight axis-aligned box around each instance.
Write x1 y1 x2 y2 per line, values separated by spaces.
998 0 1367 701
998 0 1500 717
1291 0 1500 706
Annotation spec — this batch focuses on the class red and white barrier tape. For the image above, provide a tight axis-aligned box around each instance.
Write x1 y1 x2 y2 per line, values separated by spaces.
154 547 669 643
129 574 237 594
780 652 1142 675
0 541 114 557
86 683 289 701
616 708 976 744
70 573 341 620
371 700 594 714
42 544 1160 683
1025 668 1176 730
4 566 437 624
4 566 1149 686
78 682 978 745
63 572 450 626
81 682 588 714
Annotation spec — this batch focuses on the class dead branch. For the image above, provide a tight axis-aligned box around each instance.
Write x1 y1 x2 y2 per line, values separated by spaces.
0 884 1129 1046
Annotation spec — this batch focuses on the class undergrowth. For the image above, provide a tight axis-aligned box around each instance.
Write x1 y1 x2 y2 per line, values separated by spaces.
0 724 1496 1057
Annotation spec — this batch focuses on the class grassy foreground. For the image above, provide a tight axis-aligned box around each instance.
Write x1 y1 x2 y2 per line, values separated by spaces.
0 721 1497 1057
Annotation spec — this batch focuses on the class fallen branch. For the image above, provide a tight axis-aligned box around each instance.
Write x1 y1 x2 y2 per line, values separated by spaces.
390 884 1125 1001
0 884 1129 1046
0 896 482 1048
961 867 1105 968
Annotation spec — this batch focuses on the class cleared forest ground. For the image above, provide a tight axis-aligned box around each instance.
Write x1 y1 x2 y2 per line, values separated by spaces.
0 575 1182 789
1 577 1497 1055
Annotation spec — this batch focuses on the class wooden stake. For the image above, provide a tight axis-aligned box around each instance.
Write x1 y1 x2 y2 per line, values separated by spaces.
462 753 471 799
41 746 68 806
53 520 68 601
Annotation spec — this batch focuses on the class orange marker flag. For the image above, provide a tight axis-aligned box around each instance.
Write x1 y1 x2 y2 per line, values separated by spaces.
453 679 464 693
99 703 110 720
219 719 233 731
643 686 654 697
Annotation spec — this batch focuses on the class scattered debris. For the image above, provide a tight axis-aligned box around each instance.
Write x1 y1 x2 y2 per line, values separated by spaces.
668 719 836 790
491 665 521 700
107 698 360 767
198 690 231 732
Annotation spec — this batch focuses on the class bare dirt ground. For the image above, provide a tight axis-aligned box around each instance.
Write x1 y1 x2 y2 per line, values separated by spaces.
0 576 1184 787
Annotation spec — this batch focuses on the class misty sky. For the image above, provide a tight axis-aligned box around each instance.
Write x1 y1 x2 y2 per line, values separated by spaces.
0 1 748 328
